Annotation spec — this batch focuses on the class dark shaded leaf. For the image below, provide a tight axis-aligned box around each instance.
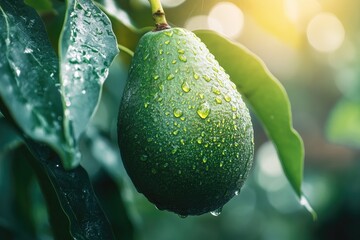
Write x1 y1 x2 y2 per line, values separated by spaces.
25 140 115 240
59 0 119 141
194 30 304 197
0 0 79 168
0 118 22 155
24 0 53 11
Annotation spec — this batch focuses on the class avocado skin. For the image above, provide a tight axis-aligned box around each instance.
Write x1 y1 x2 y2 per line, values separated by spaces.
118 28 254 216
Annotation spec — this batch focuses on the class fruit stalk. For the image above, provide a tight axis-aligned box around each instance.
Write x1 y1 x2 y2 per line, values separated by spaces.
148 0 170 30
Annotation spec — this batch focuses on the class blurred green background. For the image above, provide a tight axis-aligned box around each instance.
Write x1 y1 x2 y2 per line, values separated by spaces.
1 0 360 239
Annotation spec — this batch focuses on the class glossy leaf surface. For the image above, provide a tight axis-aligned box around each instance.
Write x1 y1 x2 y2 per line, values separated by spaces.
0 0 78 168
59 0 119 142
195 30 304 197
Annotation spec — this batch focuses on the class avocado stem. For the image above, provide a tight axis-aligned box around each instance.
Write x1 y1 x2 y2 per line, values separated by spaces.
148 0 170 31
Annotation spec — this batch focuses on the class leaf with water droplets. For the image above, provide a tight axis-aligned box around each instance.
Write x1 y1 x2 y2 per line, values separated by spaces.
0 0 78 168
59 0 119 142
195 30 315 217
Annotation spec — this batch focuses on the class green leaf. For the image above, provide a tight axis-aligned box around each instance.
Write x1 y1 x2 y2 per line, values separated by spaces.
327 97 360 148
194 30 304 197
24 0 53 11
25 140 115 240
0 0 78 168
0 118 22 155
59 0 119 142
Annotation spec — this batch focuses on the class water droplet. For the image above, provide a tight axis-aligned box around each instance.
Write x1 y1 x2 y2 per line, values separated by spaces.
159 84 164 92
210 207 222 217
193 73 199 80
172 60 177 64
164 31 173 37
173 130 179 135
180 139 185 145
163 163 169 168
215 97 222 104
212 86 221 95
181 82 190 93
178 55 187 62
140 155 148 161
164 40 170 44
173 108 183 118
81 89 86 94
234 190 240 196
199 93 205 99
167 74 175 80
144 102 149 108
153 75 160 80
203 75 211 82
159 49 164 55
224 95 231 102
197 137 203 144
202 158 207 163
219 161 224 167
231 105 237 112
177 49 185 54
197 102 211 119
24 48 33 54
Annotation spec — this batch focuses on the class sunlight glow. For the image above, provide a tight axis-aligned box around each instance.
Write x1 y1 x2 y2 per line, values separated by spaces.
162 0 186 8
208 2 244 39
184 15 222 32
307 12 345 52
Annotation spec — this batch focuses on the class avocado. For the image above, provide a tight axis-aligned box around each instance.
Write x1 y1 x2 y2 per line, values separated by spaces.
118 27 254 216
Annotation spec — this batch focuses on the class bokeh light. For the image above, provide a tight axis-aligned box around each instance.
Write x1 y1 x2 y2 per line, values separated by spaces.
184 15 222 32
161 0 186 8
208 2 244 39
306 12 345 53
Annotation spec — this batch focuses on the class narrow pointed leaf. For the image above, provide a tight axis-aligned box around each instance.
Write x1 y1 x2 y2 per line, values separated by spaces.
25 140 115 240
195 30 304 197
59 0 119 142
0 0 78 168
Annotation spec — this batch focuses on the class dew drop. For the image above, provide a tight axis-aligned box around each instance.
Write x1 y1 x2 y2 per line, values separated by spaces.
219 161 224 167
193 73 199 80
212 86 221 95
173 130 179 135
81 89 86 94
199 93 205 99
231 105 237 112
164 40 170 45
167 74 175 80
197 102 211 119
197 137 203 144
153 75 160 80
210 207 222 217
215 97 222 104
234 190 240 196
178 55 187 62
172 60 177 64
203 75 211 82
164 31 173 37
173 108 183 118
202 158 207 163
140 155 148 162
159 49 164 55
177 49 185 54
224 95 231 102
181 82 191 93
144 102 149 108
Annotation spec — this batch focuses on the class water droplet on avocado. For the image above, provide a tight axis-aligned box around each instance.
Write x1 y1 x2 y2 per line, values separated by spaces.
167 74 175 80
173 109 183 118
197 137 203 144
164 31 173 37
159 49 164 55
215 97 222 104
212 86 221 95
202 158 207 163
140 155 148 161
203 75 211 82
210 207 222 217
224 95 231 102
193 73 199 80
219 161 224 167
178 55 187 62
153 75 160 80
164 40 170 45
197 102 210 119
177 49 185 54
172 60 177 64
234 190 240 196
181 82 191 93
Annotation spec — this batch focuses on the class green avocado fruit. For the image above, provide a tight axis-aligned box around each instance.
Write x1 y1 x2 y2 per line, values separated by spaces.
118 27 254 216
